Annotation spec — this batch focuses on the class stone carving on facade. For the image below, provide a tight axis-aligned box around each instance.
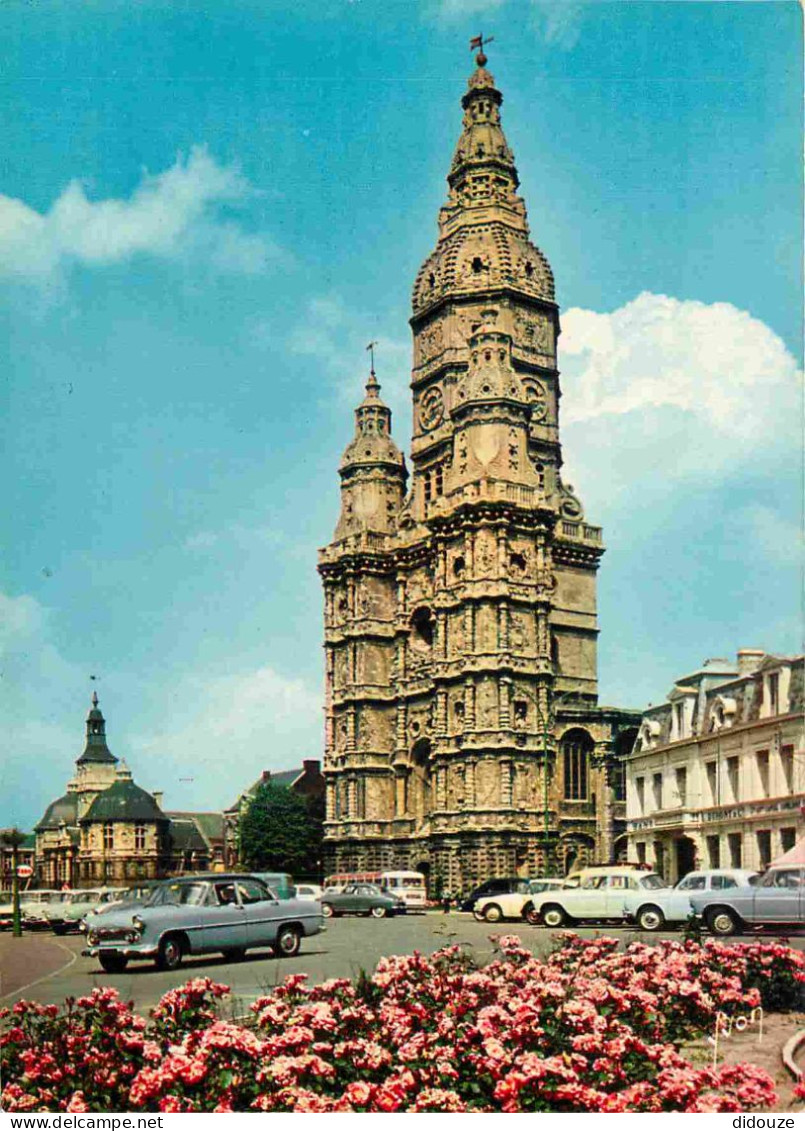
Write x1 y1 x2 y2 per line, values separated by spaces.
318 49 637 889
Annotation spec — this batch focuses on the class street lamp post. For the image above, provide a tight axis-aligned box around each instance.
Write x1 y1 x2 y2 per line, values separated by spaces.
1 828 26 938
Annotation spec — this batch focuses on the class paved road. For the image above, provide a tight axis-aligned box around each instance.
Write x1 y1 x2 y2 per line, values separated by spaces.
2 916 803 1017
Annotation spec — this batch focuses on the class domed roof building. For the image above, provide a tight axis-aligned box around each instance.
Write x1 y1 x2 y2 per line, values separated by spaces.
35 695 224 887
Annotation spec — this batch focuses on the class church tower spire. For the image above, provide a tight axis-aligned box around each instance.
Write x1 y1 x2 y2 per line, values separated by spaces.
319 50 635 893
333 362 407 540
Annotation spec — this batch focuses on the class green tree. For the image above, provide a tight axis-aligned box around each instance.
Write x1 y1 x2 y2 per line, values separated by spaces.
238 782 323 877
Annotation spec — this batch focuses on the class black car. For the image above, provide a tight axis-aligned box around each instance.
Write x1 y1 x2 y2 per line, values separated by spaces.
459 877 524 913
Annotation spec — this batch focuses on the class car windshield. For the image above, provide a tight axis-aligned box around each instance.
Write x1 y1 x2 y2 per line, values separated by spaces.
147 882 208 907
638 874 669 890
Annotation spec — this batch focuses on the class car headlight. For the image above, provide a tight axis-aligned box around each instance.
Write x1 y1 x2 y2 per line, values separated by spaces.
88 931 99 945
132 914 145 933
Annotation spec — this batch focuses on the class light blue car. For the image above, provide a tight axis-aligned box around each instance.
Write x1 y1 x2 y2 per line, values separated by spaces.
622 869 759 932
690 865 804 936
82 873 323 973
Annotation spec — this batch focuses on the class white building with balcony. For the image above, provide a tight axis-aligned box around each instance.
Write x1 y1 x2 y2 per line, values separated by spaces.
627 650 804 882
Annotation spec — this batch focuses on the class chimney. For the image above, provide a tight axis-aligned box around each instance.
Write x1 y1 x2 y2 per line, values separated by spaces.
303 759 320 774
261 771 271 784
737 649 765 675
152 791 164 809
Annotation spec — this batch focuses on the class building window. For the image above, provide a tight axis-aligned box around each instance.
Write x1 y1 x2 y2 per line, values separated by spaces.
767 672 779 715
134 823 146 851
562 732 591 800
654 840 665 878
611 761 626 802
728 832 742 868
706 835 721 869
675 767 687 807
756 829 772 870
435 464 443 496
781 745 795 793
103 823 114 851
726 756 739 801
755 750 770 797
706 762 718 805
652 772 663 810
635 777 645 814
780 827 796 853
673 701 685 739
424 472 432 503
636 842 646 865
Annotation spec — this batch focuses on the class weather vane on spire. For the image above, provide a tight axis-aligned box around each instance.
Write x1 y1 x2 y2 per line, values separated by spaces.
470 33 494 66
366 340 378 375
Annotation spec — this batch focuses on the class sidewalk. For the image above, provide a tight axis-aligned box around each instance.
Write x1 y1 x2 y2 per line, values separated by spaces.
0 933 76 1000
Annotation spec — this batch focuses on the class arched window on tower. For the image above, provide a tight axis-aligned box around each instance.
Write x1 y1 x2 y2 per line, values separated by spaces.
561 730 593 801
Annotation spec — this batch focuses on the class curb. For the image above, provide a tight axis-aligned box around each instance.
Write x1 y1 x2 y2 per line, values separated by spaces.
782 1029 805 1081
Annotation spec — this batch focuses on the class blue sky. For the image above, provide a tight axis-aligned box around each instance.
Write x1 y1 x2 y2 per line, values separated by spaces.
2 0 802 830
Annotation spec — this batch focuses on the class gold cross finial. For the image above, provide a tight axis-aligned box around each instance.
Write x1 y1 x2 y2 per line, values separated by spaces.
469 33 494 67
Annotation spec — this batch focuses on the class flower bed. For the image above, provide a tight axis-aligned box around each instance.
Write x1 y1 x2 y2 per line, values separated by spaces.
2 935 803 1113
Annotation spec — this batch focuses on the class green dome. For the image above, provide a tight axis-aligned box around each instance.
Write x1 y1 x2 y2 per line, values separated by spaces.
35 792 78 831
81 780 167 824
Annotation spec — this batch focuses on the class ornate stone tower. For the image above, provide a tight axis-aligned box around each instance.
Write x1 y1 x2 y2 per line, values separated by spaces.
319 50 639 890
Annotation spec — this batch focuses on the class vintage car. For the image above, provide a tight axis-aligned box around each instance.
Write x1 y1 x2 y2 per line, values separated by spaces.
621 869 760 932
459 877 524 913
320 883 404 919
295 883 323 901
690 864 805 936
82 874 323 973
474 879 565 923
529 867 670 928
45 888 128 934
15 891 70 931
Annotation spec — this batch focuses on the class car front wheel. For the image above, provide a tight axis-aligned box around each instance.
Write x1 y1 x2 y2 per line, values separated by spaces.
541 905 568 929
370 906 388 919
99 952 129 974
706 908 742 937
483 903 503 923
636 905 665 932
275 925 301 957
321 903 334 918
157 935 184 971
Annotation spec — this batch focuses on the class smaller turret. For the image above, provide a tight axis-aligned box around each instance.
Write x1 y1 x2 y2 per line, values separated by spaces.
334 366 407 539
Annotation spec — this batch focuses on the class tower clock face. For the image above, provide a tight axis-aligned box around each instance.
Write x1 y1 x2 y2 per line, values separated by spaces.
420 386 445 431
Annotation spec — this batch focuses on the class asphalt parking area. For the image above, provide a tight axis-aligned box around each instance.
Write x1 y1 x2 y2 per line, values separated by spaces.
2 914 802 1016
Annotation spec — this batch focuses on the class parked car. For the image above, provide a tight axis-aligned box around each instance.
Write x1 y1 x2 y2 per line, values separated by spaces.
690 864 805 936
529 867 670 928
295 883 323 901
45 888 128 934
18 891 70 931
459 877 524 913
474 879 565 923
320 883 404 919
622 869 760 932
82 874 323 973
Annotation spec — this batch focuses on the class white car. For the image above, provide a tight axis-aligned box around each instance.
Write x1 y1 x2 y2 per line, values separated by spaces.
530 867 670 928
474 879 565 923
623 869 760 932
295 883 323 901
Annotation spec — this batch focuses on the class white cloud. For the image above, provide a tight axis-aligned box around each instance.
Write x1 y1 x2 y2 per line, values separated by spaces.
284 293 412 432
530 1 586 50
0 146 274 285
557 292 801 505
130 665 322 809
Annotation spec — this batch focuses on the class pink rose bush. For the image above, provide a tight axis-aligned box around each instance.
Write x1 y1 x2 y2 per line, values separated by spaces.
2 936 802 1113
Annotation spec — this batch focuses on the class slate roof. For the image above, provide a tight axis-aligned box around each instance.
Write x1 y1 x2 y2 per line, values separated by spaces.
81 780 168 823
165 812 225 847
35 792 79 831
167 818 209 855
